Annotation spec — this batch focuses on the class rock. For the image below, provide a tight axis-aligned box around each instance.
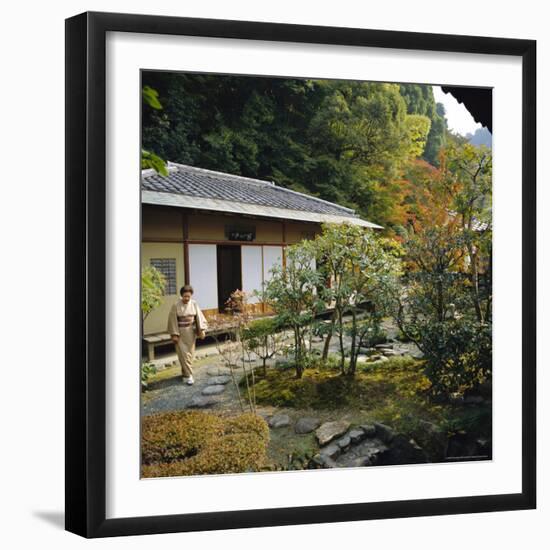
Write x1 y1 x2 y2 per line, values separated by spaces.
414 420 448 461
316 420 351 446
335 438 389 467
310 453 337 469
349 456 371 467
378 355 389 362
202 385 225 396
320 443 341 460
207 375 232 385
349 428 366 444
360 424 377 438
382 349 398 357
373 422 395 444
188 395 219 408
379 434 429 465
207 366 232 376
375 343 393 349
269 414 291 429
337 435 351 450
356 355 370 363
295 417 321 434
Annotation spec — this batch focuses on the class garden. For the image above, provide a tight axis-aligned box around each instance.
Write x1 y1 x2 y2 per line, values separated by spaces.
141 210 492 477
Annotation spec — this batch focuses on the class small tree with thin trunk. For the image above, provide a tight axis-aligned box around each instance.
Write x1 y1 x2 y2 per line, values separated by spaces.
264 240 323 379
313 223 401 375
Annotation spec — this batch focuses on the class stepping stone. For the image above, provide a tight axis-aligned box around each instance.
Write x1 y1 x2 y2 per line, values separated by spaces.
202 385 226 396
207 375 231 385
295 417 321 434
207 366 232 376
268 414 291 429
188 395 219 408
316 420 351 446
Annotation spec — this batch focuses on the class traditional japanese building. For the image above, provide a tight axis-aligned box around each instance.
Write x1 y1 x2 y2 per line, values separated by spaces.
141 162 380 338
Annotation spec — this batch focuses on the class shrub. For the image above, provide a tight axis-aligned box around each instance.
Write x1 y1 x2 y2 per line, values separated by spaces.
141 361 157 390
418 319 492 395
141 411 270 477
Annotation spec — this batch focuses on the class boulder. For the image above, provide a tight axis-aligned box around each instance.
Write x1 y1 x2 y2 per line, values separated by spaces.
316 420 351 446
360 424 377 438
336 438 389 467
294 417 321 434
320 443 341 460
373 422 395 444
201 385 226 396
336 435 351 450
268 414 291 429
349 428 366 444
413 420 448 461
378 434 429 465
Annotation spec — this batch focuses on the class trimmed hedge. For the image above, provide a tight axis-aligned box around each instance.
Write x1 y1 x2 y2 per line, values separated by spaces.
142 411 269 477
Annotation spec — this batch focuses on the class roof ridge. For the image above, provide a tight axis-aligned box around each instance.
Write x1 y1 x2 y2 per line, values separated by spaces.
272 185 356 215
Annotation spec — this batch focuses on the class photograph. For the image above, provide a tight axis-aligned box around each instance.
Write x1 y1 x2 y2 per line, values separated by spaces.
139 71 493 478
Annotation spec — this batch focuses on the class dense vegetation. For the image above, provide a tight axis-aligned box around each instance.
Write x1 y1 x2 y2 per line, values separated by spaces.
142 73 452 232
141 74 493 468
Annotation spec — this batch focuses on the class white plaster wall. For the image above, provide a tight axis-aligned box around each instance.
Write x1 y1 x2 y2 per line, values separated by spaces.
188 244 218 309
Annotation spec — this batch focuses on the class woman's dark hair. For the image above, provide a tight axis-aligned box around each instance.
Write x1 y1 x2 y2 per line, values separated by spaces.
180 285 194 296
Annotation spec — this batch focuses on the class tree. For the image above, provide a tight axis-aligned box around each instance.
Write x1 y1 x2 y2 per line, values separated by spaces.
313 223 401 375
264 240 323 378
141 86 168 175
396 225 491 396
442 140 492 322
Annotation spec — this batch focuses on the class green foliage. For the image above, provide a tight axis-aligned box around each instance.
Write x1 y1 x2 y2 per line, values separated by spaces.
141 265 166 320
141 411 270 477
399 84 447 164
142 85 163 110
264 240 324 378
397 224 492 396
415 319 492 396
312 223 402 374
141 361 157 390
141 149 168 176
141 73 448 229
405 114 431 158
141 85 168 175
242 317 285 375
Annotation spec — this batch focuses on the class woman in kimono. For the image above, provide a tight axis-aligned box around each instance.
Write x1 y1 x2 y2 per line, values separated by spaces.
167 285 208 385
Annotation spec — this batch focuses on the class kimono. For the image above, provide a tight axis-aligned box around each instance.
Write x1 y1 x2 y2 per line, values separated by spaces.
167 298 208 378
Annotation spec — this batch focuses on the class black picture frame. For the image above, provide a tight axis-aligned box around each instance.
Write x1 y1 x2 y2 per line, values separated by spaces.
65 11 536 538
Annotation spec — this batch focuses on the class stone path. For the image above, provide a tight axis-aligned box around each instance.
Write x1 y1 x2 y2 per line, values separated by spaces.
142 364 244 416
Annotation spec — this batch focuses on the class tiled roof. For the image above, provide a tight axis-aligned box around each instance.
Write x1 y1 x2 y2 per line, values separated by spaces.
141 163 357 217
